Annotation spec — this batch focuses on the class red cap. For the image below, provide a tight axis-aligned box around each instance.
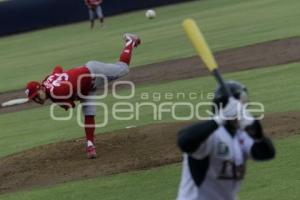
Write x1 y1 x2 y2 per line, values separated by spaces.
25 81 41 99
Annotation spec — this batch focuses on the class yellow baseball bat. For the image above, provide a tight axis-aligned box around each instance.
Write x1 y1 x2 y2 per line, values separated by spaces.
182 19 217 71
182 18 232 96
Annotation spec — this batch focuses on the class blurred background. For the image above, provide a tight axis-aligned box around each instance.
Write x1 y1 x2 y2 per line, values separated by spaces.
0 0 192 36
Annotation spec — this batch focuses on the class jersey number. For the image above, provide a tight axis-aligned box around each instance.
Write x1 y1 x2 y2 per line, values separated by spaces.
51 73 69 87
45 73 69 89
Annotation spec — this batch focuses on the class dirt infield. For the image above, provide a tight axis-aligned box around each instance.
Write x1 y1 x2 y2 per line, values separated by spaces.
1 36 300 114
1 111 300 194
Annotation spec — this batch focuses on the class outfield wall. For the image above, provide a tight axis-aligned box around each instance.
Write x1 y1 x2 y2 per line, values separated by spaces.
0 0 194 36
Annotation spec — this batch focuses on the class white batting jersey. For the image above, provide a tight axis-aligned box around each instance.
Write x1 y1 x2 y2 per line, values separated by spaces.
177 126 254 200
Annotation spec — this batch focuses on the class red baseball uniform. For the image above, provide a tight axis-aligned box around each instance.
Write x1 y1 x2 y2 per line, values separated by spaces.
85 0 102 8
25 33 140 158
42 65 92 110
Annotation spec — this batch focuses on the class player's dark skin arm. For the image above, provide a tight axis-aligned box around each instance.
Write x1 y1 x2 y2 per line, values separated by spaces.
246 120 276 160
177 120 219 154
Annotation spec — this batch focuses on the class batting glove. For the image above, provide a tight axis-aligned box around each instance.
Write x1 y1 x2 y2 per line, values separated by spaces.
213 97 242 125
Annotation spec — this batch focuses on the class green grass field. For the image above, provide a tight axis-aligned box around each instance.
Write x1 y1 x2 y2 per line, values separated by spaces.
0 0 300 92
0 62 300 157
1 135 299 200
1 0 300 199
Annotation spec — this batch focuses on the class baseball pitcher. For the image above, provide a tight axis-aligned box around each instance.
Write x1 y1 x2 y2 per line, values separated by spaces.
176 81 275 200
25 33 141 159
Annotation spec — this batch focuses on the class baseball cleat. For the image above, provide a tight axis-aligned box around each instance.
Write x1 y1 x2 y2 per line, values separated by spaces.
86 141 97 159
123 33 141 47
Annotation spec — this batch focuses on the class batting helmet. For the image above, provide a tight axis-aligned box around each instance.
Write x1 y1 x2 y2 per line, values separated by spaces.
213 80 248 112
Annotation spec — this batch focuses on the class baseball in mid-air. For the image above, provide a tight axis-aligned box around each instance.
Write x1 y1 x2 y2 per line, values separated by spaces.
145 9 156 19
